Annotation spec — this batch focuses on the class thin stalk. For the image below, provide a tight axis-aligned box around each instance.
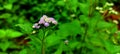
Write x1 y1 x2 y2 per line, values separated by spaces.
81 23 88 54
41 39 45 54
41 29 46 54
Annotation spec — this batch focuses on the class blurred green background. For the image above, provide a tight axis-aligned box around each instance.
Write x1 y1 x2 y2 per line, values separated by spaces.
0 0 120 54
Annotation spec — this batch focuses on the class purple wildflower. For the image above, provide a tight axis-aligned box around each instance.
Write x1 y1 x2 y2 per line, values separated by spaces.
38 15 47 24
49 18 55 21
38 18 45 24
44 23 49 27
33 15 57 28
33 23 40 29
49 17 57 25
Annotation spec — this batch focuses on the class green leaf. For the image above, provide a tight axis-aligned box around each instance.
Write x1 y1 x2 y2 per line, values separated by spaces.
61 11 67 17
57 20 81 38
0 13 11 19
8 0 17 3
97 21 114 29
79 15 89 23
79 3 89 15
89 36 104 47
110 25 117 33
56 1 65 6
6 29 23 38
3 4 12 10
69 41 80 49
0 52 7 54
104 40 116 53
15 23 33 34
0 30 6 38
0 7 4 10
0 29 22 38
0 41 10 51
54 43 64 54
19 49 27 54
46 33 61 47
69 0 78 12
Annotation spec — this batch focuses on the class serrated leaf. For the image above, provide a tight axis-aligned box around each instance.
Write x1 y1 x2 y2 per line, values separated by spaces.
15 23 32 34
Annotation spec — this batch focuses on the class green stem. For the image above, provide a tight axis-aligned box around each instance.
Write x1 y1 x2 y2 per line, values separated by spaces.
81 23 88 54
41 29 46 54
41 39 45 54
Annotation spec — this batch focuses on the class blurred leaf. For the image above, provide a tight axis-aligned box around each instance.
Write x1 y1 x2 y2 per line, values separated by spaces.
79 3 89 15
97 21 114 29
0 52 7 54
8 0 17 3
19 49 27 54
0 41 10 51
69 41 80 49
56 0 65 6
15 22 33 34
61 11 68 18
3 4 12 10
0 13 11 19
69 0 78 12
91 47 108 54
110 25 117 33
89 36 104 47
6 29 23 38
57 20 81 38
0 30 6 38
104 40 116 53
0 7 4 10
54 43 64 54
0 29 22 39
46 33 61 47
79 15 89 23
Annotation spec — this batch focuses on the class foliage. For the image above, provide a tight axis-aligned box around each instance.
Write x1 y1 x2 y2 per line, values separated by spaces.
0 0 120 54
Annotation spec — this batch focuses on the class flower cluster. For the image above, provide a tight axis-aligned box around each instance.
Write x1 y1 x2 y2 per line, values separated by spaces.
32 15 58 29
105 2 114 6
96 2 118 15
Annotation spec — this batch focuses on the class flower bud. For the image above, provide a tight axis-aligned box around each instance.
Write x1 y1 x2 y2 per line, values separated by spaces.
64 40 69 45
109 8 113 10
114 11 118 15
99 10 104 13
32 30 36 34
33 23 40 29
96 6 100 10
113 20 119 24
44 23 49 27
109 3 114 6
45 18 51 22
52 21 58 25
